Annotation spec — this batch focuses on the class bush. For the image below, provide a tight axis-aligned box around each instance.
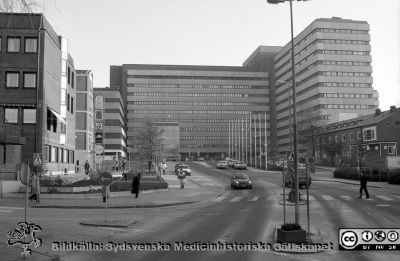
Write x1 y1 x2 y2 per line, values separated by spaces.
281 223 302 231
388 172 400 184
267 164 283 171
333 167 360 180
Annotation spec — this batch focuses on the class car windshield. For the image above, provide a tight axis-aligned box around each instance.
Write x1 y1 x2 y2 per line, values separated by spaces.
181 165 189 169
233 174 248 180
219 161 227 164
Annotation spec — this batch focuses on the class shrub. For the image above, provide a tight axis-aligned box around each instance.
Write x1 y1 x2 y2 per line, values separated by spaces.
333 167 360 180
281 223 302 231
388 172 400 184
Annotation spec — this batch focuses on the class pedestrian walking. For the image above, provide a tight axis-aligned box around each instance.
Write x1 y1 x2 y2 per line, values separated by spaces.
84 160 90 175
358 172 369 199
131 173 141 198
177 168 186 189
29 173 40 203
121 160 126 173
162 162 167 175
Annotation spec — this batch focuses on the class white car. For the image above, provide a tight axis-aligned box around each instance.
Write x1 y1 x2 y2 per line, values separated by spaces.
216 161 229 169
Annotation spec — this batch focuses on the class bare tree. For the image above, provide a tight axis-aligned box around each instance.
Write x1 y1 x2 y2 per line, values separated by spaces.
0 0 41 13
133 119 164 172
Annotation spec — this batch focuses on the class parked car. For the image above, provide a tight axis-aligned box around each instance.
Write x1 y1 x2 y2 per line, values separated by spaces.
176 164 191 176
229 160 238 167
216 161 229 169
284 164 311 188
233 161 248 170
231 173 252 189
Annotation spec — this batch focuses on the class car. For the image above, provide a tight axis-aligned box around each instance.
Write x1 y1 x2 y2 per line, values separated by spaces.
284 163 311 188
216 161 229 169
228 160 238 167
176 164 191 176
233 161 248 170
231 173 252 189
174 163 185 172
197 157 205 161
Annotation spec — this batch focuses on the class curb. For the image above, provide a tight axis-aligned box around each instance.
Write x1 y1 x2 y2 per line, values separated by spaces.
79 220 136 228
271 228 326 254
31 201 199 209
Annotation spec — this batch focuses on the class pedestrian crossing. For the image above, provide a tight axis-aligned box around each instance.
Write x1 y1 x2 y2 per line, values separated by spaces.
0 206 23 215
209 194 399 204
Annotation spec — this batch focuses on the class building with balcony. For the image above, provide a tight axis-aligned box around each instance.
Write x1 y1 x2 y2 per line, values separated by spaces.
0 13 76 177
274 17 379 156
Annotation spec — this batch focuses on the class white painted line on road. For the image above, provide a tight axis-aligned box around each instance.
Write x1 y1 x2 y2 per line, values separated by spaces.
230 197 242 202
339 195 352 201
0 206 24 210
266 195 278 201
307 195 316 201
321 195 335 201
249 196 259 202
376 195 394 201
239 209 252 212
0 209 13 213
376 204 391 207
213 196 226 202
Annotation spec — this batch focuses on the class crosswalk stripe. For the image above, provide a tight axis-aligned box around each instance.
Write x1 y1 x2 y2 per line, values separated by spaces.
321 195 335 201
230 197 242 202
0 210 13 213
266 195 277 200
214 196 226 202
249 196 259 202
307 195 316 201
0 206 24 210
339 195 352 201
376 195 394 201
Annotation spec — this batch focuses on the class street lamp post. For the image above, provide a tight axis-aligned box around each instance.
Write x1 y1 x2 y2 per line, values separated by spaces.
267 0 302 224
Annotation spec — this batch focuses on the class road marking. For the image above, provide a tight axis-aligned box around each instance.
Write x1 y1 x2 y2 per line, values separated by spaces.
249 196 259 202
0 209 13 213
321 195 335 201
230 197 242 202
307 195 316 201
239 209 252 212
376 195 394 201
0 206 24 210
266 195 278 201
376 204 391 207
213 196 226 202
339 195 352 201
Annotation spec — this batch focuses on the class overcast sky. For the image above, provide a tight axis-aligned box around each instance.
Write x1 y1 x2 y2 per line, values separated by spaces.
34 0 400 110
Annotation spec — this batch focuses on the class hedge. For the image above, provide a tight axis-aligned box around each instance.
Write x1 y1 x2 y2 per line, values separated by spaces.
334 167 400 182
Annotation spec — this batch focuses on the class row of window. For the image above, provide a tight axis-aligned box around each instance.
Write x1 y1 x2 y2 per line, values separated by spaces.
322 71 370 77
181 128 228 132
322 50 368 55
322 93 372 98
322 60 369 66
127 101 267 106
43 145 74 164
4 107 36 124
181 144 228 149
130 84 266 89
0 37 37 53
128 118 268 124
320 39 368 45
131 110 252 115
5 71 37 88
130 75 268 81
318 104 376 109
181 136 229 140
127 92 267 98
322 82 371 88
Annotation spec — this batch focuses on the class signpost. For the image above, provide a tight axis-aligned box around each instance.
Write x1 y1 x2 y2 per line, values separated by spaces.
20 161 30 223
100 172 112 222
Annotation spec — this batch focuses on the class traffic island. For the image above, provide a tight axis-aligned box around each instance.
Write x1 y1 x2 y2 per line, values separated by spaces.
80 219 136 228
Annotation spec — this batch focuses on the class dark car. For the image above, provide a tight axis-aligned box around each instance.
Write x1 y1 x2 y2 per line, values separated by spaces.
231 173 252 189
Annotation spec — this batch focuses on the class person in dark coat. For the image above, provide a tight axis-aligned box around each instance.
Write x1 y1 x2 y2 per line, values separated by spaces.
131 173 141 198
84 160 90 175
359 172 369 199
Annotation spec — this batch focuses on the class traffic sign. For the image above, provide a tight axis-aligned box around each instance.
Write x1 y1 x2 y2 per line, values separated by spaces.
19 161 31 185
94 144 104 155
95 155 103 164
95 132 103 143
33 153 43 166
100 172 113 186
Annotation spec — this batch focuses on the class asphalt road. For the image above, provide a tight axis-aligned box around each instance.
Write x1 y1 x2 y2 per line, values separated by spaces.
1 162 399 261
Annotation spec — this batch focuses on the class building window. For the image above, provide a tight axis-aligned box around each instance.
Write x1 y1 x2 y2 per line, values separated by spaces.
6 72 19 88
47 107 57 132
24 38 38 53
335 136 338 142
67 67 71 85
387 145 397 155
5 108 18 123
0 37 2 52
51 146 58 162
69 150 74 164
59 148 63 163
357 132 361 140
43 145 50 162
75 132 87 150
23 109 36 123
7 37 20 52
71 71 75 88
67 93 70 111
71 97 74 114
342 134 346 141
363 127 376 141
63 149 68 163
23 72 37 88
349 133 353 141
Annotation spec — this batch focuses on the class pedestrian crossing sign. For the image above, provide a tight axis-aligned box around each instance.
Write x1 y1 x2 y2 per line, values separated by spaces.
33 153 43 166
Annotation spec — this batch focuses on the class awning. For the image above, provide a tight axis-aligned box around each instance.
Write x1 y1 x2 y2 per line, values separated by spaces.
48 107 66 124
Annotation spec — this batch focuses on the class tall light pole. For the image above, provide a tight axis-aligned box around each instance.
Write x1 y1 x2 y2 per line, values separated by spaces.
267 0 302 224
